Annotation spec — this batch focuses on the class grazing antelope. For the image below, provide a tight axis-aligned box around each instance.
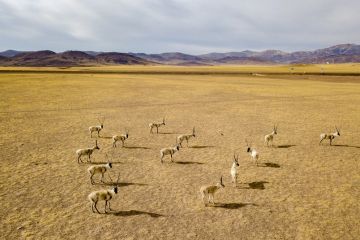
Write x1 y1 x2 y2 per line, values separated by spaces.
264 124 278 147
246 140 259 166
200 176 225 206
89 116 105 138
320 126 341 145
177 127 196 147
88 174 120 214
160 144 180 163
76 140 99 163
230 154 240 186
112 129 129 147
149 117 165 134
88 158 112 185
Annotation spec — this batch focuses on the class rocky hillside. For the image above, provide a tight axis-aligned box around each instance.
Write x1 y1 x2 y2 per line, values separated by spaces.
0 44 359 66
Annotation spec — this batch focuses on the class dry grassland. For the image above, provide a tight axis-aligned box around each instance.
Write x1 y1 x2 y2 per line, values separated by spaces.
0 65 359 239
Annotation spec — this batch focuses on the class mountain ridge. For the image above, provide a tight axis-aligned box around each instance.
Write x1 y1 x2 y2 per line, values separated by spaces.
0 44 359 66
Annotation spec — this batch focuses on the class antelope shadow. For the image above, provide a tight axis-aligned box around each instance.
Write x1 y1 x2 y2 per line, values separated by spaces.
99 136 113 139
259 162 280 168
110 210 164 218
123 146 151 149
82 161 123 165
100 181 148 187
157 132 177 135
213 202 258 209
333 144 360 149
276 144 296 148
189 145 215 149
238 181 269 190
175 161 204 165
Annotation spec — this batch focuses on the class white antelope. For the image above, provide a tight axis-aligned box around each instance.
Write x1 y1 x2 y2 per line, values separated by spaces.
76 140 100 163
319 126 341 145
149 117 166 134
88 161 113 185
112 129 129 147
177 127 196 147
88 174 120 214
89 117 105 138
264 124 278 147
200 176 225 206
160 144 180 163
230 154 240 186
246 140 259 166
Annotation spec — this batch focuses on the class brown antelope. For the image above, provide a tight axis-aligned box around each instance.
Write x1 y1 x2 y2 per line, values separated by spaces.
320 126 341 145
149 117 165 134
88 174 120 214
112 129 129 147
87 155 113 184
200 176 225 206
177 127 196 147
246 139 259 166
230 154 240 186
89 116 105 138
264 124 278 147
160 143 180 163
76 140 99 163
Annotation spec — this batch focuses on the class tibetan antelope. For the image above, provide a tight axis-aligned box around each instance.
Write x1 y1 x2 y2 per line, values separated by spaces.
160 144 180 163
177 127 196 147
76 140 99 163
89 116 105 138
87 156 112 184
320 126 341 145
149 117 165 134
230 154 240 186
246 140 259 166
88 174 120 214
112 129 129 147
264 124 278 147
200 176 225 206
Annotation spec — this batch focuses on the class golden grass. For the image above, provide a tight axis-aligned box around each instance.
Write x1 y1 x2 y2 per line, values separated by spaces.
0 63 359 75
0 67 359 239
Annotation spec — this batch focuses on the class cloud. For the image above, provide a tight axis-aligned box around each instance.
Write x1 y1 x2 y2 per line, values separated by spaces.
0 0 359 53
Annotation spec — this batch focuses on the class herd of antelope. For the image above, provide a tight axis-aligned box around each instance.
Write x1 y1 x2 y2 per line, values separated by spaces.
75 117 341 212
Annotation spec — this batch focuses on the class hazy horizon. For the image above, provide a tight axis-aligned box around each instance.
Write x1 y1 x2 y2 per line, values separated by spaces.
1 0 359 54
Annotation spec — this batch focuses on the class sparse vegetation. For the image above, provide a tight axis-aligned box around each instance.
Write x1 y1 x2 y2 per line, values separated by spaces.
0 65 359 239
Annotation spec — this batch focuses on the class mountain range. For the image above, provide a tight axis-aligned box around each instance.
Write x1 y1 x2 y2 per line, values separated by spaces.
0 44 359 66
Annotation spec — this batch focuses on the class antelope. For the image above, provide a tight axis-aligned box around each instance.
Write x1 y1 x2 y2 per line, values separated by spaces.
320 126 341 145
88 174 120 214
112 129 129 147
160 144 180 163
177 127 196 147
149 117 165 134
200 176 225 206
76 140 99 163
89 116 105 138
230 154 240 186
87 157 112 185
246 140 259 166
264 124 278 147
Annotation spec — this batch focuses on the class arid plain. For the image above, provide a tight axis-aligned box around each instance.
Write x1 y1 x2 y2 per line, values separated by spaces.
0 65 359 239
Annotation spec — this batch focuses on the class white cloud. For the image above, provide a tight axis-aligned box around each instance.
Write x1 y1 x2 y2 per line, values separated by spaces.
0 0 359 53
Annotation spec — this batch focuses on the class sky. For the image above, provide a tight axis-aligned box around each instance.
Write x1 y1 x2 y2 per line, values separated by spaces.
0 0 359 54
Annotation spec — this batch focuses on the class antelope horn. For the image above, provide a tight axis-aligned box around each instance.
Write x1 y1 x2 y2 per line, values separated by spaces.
116 173 120 184
108 174 113 183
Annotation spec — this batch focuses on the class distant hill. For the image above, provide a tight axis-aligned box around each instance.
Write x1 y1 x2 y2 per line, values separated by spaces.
0 50 25 57
96 52 151 65
0 44 359 66
132 52 204 65
198 44 360 64
0 50 154 66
